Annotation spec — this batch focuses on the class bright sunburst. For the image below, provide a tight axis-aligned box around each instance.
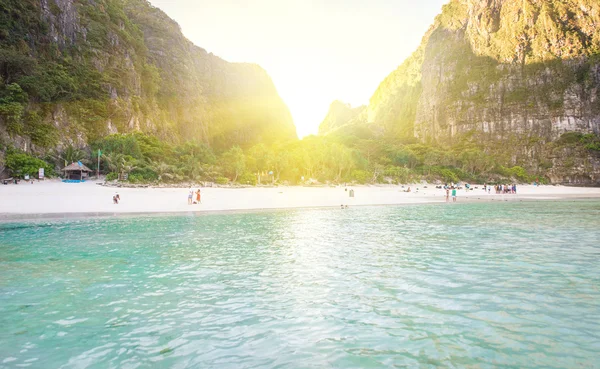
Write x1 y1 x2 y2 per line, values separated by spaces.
148 0 447 137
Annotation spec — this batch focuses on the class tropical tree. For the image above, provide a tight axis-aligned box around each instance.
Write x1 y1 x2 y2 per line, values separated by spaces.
393 148 420 169
50 145 88 167
423 151 442 175
104 152 137 179
179 154 203 180
270 144 291 182
122 157 138 178
220 146 245 182
355 139 382 165
150 161 175 182
5 152 53 178
460 149 494 175
327 143 354 181
248 143 273 183
370 163 385 183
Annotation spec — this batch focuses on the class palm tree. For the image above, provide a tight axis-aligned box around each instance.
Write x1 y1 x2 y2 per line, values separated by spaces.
49 145 87 168
104 153 137 180
63 146 87 164
150 161 174 182
122 158 137 179
103 152 122 174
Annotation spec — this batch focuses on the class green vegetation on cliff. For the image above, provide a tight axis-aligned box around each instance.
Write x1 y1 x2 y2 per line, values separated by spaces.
0 0 296 158
319 0 600 185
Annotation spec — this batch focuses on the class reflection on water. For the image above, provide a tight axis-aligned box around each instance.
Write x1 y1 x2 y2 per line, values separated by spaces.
1 201 600 368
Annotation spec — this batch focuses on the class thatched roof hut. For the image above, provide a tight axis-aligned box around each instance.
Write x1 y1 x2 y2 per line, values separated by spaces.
62 162 92 181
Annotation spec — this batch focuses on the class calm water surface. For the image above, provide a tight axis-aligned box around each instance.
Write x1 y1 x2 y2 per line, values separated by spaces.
1 201 599 368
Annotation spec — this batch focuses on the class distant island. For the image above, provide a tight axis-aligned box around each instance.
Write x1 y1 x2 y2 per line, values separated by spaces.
1 0 599 186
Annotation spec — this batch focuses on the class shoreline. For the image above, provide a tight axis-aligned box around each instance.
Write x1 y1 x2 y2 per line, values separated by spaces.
1 193 598 223
2 179 600 223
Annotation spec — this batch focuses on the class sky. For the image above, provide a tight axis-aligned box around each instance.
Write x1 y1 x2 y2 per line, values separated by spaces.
148 0 448 137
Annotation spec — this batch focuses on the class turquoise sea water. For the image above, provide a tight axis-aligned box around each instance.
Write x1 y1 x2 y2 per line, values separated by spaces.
1 201 599 368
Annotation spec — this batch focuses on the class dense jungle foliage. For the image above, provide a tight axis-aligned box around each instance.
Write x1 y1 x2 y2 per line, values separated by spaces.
4 129 579 185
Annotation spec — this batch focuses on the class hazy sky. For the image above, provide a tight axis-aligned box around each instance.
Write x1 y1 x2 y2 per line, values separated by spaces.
148 0 448 137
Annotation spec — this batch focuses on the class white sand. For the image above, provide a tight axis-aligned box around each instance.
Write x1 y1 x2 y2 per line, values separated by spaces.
1 180 599 218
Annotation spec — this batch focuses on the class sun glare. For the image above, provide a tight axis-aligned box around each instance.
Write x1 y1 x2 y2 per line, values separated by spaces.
148 0 448 138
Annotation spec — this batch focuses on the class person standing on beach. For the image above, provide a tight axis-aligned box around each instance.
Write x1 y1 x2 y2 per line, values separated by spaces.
445 187 450 202
452 187 457 202
196 189 202 204
188 188 193 205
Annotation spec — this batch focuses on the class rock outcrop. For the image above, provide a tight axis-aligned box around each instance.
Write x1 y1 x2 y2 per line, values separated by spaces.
320 0 600 184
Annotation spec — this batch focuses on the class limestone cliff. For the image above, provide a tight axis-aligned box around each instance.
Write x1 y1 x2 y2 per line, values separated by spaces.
0 0 296 155
318 101 365 136
321 0 600 184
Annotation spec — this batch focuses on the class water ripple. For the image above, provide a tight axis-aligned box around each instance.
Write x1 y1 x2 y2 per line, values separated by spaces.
1 201 599 368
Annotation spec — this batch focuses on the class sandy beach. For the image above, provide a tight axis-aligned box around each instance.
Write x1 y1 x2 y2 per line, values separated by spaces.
1 180 599 220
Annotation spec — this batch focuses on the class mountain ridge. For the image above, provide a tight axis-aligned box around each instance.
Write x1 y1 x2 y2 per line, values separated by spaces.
319 0 600 184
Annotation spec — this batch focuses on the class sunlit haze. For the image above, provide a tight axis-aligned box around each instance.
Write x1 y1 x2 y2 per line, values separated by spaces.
148 0 448 137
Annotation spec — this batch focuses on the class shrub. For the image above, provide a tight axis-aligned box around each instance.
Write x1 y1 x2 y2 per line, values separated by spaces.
5 152 53 178
508 166 528 181
580 133 600 151
24 111 58 147
384 166 413 184
351 169 370 184
92 134 144 159
557 132 583 145
105 172 118 181
0 83 28 135
539 161 553 170
127 174 143 183
497 166 530 182
130 167 158 182
440 168 459 183
585 143 600 151
238 172 257 185
215 177 229 185
450 167 476 182
0 102 25 135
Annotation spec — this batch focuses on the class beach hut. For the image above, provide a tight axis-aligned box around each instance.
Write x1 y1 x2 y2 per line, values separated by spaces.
62 162 92 182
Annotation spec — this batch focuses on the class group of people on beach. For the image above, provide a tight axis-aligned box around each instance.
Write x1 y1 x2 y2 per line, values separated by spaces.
444 185 458 203
443 183 518 203
485 183 517 194
188 188 202 205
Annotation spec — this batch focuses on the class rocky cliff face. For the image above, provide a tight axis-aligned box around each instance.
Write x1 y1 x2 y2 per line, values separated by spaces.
0 0 296 155
414 0 600 142
321 0 600 184
318 101 365 136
